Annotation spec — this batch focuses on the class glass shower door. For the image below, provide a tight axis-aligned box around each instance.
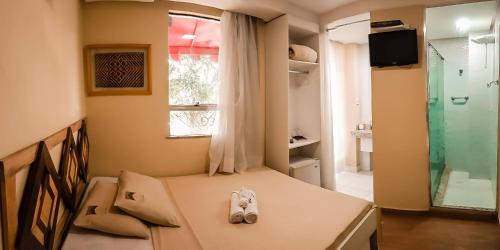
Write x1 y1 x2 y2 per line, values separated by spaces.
426 1 498 210
427 45 445 201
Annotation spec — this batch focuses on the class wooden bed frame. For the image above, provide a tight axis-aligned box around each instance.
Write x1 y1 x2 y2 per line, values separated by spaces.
336 207 379 250
0 119 88 250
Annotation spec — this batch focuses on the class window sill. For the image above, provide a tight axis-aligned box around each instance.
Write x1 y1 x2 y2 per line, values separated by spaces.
166 135 212 139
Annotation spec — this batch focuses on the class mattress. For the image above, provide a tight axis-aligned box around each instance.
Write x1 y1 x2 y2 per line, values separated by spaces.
154 166 372 250
63 167 372 250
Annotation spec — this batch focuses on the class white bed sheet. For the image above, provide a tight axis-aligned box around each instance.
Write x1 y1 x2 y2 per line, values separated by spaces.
61 177 154 250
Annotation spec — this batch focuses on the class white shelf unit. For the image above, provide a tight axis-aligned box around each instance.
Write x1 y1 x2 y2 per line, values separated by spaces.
289 60 319 74
264 14 323 183
289 138 320 149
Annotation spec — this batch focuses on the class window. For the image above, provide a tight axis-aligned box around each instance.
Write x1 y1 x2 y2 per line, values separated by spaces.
168 14 220 137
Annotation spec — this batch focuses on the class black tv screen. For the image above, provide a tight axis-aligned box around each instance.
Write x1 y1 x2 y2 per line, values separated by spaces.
369 29 418 67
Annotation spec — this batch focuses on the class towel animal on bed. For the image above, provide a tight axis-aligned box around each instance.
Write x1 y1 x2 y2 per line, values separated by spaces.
229 187 258 224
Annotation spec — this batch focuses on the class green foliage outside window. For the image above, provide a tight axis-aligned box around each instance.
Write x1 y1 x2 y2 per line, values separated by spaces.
168 54 218 105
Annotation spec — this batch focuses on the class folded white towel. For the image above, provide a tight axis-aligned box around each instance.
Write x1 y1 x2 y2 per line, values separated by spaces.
244 192 258 224
238 198 248 209
289 44 318 63
229 191 244 224
238 187 253 208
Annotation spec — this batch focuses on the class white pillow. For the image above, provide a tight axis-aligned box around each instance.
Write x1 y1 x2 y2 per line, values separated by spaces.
74 181 149 238
114 170 180 227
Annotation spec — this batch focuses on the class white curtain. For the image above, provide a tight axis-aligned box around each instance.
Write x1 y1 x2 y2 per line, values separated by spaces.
209 11 263 176
319 32 337 190
322 30 359 190
329 40 348 176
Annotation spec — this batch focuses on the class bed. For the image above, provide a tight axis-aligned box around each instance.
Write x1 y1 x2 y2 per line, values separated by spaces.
63 169 376 250
0 119 378 250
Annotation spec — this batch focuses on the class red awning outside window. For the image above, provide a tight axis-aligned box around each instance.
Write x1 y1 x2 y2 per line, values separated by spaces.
168 15 220 61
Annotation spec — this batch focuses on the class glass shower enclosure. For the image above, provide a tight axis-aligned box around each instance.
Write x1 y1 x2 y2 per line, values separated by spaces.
428 44 445 201
427 34 498 210
426 1 500 210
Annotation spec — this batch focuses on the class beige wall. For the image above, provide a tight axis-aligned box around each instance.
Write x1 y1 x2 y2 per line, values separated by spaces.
83 2 221 177
371 6 430 210
0 1 85 247
0 0 85 159
83 2 265 177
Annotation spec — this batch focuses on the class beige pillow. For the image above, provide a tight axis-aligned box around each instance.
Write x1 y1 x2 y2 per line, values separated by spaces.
74 181 150 239
114 170 180 227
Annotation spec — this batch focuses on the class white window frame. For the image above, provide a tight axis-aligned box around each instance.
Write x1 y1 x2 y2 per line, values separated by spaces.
168 104 217 138
167 12 220 138
169 104 217 112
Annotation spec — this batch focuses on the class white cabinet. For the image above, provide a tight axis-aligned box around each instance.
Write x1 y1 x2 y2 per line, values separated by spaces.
290 157 321 186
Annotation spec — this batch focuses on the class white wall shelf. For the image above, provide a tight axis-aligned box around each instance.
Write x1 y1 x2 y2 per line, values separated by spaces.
289 138 320 149
289 59 318 74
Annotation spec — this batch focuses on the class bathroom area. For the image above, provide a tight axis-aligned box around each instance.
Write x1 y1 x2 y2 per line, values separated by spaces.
326 13 374 201
426 1 499 210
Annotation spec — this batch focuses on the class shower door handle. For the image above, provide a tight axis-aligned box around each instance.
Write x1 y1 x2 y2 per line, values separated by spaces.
451 96 469 104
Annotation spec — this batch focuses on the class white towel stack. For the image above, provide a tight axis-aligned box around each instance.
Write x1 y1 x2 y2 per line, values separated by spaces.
229 191 245 223
229 187 258 224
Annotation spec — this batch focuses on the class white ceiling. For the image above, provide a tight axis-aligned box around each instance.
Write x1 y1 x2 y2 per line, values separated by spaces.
172 0 286 21
426 1 497 40
173 0 359 21
286 0 357 14
328 12 370 44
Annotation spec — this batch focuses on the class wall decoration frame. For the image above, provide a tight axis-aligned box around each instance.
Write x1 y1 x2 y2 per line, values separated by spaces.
84 44 152 96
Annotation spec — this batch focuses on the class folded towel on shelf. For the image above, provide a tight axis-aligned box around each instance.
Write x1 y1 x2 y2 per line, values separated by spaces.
289 44 318 63
244 192 258 224
229 191 244 224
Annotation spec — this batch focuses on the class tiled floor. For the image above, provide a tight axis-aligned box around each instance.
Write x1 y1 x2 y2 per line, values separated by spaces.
441 170 496 209
335 171 373 201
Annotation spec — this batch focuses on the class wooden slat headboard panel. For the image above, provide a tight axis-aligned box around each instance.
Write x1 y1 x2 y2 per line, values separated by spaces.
59 128 87 212
76 120 89 183
16 142 65 250
0 119 86 250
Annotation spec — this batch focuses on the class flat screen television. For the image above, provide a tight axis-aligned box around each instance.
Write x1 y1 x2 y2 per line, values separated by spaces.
368 29 418 67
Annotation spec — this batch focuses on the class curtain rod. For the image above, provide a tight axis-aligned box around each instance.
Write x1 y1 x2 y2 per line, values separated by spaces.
326 19 370 32
428 42 445 61
266 14 286 23
169 12 220 22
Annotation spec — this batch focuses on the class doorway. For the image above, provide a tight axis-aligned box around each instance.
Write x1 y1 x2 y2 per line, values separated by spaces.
426 1 499 210
326 13 374 201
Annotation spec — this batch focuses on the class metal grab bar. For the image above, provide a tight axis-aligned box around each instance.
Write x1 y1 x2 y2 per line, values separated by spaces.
451 96 469 104
487 80 499 88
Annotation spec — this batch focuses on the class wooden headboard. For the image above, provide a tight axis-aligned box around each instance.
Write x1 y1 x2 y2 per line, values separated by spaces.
0 119 88 250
